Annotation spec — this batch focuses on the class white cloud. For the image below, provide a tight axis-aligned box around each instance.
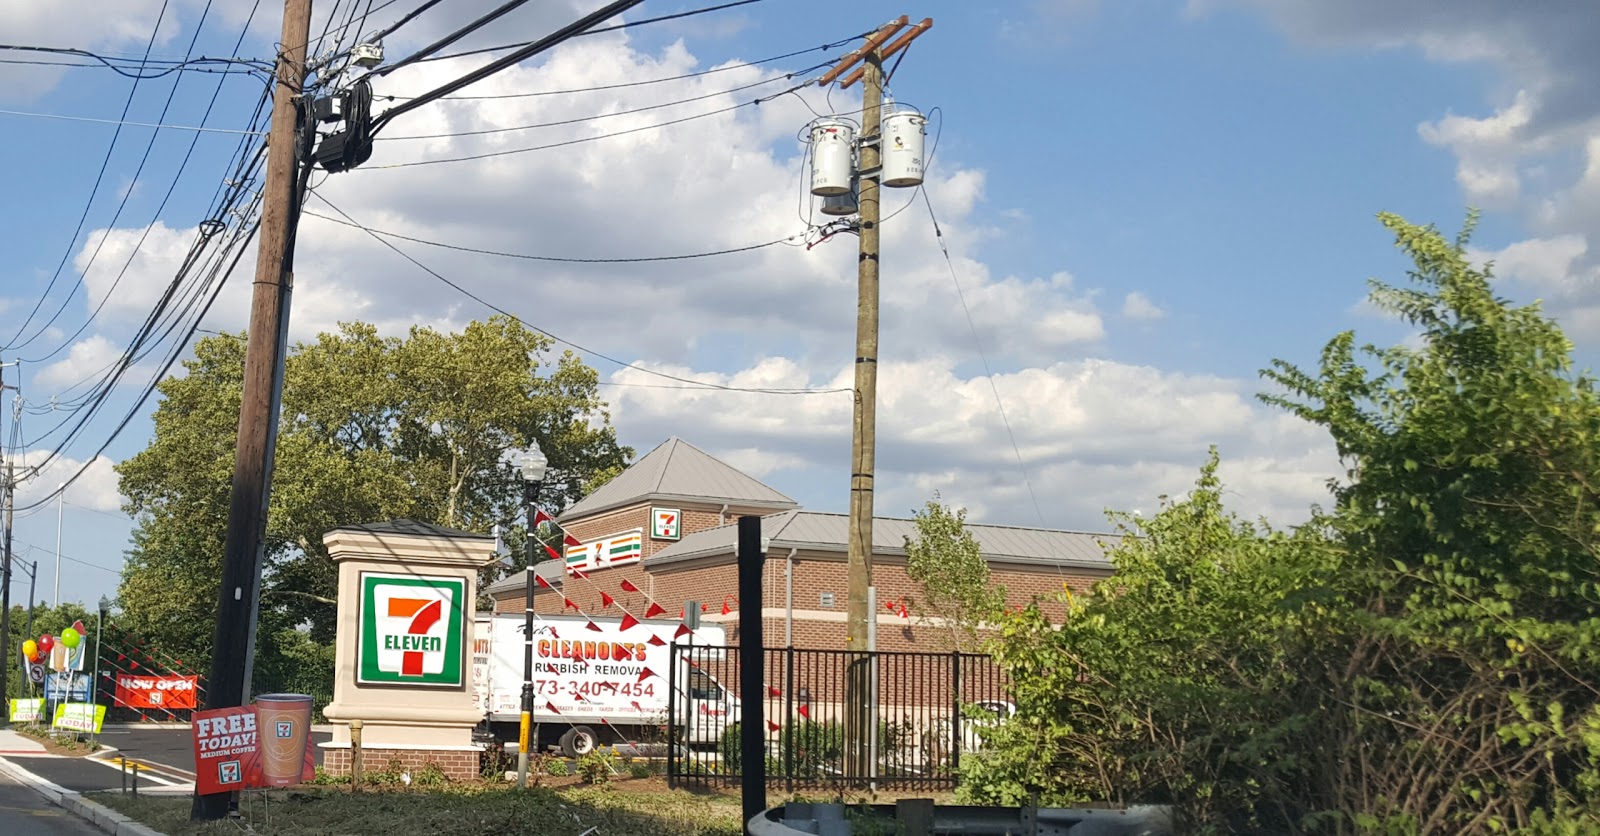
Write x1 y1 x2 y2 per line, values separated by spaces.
13 449 124 514
34 335 124 389
1121 291 1166 321
605 356 1337 530
1201 0 1600 338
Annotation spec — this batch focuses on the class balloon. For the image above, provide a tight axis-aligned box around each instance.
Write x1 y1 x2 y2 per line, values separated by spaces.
22 639 37 661
37 634 54 654
61 628 81 649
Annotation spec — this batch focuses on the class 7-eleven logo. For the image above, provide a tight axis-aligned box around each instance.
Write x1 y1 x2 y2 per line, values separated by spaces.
360 574 464 686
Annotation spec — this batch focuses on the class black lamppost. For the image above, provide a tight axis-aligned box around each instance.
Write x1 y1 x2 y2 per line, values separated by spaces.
516 441 548 789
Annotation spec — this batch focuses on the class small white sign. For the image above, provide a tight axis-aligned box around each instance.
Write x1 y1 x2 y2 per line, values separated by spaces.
651 507 681 541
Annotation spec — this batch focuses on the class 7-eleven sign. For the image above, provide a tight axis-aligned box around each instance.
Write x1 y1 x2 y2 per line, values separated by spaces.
357 573 465 686
651 507 681 541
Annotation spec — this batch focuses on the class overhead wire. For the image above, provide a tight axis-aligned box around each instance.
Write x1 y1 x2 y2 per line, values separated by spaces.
407 0 770 65
2 0 175 350
0 46 270 78
24 0 270 365
310 192 849 396
301 208 805 261
0 109 267 134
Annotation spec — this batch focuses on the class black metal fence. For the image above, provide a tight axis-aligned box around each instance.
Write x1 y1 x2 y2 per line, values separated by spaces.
667 645 1008 792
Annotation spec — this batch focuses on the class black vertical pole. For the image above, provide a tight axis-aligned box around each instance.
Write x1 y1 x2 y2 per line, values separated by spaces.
950 651 961 780
784 645 795 795
667 642 678 789
736 515 766 833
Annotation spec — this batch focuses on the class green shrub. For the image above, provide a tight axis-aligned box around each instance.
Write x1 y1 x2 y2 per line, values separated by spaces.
546 758 570 777
628 762 654 779
576 749 617 785
415 762 448 787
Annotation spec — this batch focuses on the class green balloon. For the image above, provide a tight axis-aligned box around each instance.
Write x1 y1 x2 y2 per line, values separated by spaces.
60 627 81 649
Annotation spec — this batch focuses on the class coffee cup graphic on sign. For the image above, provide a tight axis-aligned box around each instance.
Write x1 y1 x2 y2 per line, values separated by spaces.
254 694 313 786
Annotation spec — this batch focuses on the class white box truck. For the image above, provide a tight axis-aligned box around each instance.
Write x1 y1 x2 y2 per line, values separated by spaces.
472 613 740 758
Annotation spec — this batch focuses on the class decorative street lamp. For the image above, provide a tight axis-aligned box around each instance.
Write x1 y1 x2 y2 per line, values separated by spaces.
94 595 110 743
517 441 548 789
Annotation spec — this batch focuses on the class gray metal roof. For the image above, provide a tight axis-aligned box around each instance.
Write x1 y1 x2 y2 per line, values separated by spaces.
559 437 798 521
330 519 494 540
648 510 1118 571
484 558 568 597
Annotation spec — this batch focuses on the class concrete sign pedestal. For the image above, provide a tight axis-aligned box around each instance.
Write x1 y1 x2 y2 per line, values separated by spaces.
318 521 496 781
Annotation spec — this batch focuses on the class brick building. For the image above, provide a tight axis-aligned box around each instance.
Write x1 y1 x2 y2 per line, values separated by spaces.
484 437 1118 654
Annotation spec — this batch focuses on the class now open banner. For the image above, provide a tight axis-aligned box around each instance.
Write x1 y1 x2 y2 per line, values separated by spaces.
115 674 199 709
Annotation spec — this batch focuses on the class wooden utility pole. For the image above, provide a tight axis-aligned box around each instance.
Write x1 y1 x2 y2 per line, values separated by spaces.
0 362 15 716
816 14 932 783
191 0 312 821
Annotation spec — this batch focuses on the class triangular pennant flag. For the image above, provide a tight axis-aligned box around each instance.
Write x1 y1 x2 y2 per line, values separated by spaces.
564 533 581 547
563 597 578 611
600 591 615 608
798 704 811 719
647 634 666 646
585 619 603 632
767 720 782 732
678 607 685 619
898 604 909 619
619 612 639 631
545 702 561 715
886 599 897 612
721 599 732 616
533 508 554 527
637 667 656 682
688 658 700 669
701 603 709 613
645 602 666 619
630 701 643 712
768 686 782 697
543 544 562 561
620 579 641 594
674 623 692 639
571 568 590 580
536 575 553 588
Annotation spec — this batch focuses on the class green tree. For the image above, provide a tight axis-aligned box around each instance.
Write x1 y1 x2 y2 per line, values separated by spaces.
961 453 1336 833
902 496 1005 650
115 316 631 682
1262 212 1600 831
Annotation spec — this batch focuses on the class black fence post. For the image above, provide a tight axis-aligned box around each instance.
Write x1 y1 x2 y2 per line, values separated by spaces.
785 645 795 796
950 651 962 780
667 642 678 789
737 515 767 833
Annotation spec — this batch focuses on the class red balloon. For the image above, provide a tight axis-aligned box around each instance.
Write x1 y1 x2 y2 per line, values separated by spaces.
37 635 54 654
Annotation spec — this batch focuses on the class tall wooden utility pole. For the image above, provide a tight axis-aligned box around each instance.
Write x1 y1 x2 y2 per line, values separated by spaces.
0 361 16 716
192 0 312 821
816 14 932 782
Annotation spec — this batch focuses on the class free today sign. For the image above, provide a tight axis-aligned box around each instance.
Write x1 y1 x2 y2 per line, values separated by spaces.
357 572 466 687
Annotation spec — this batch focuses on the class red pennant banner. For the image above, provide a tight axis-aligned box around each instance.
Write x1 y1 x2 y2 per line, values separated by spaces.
564 533 582 547
546 702 561 714
637 667 656 682
721 599 732 616
678 607 685 619
619 612 639 631
674 623 692 639
886 599 898 612
768 686 782 697
767 720 782 732
543 544 562 561
646 634 666 646
630 701 643 712
585 620 603 632
533 508 554 526
536 575 553 589
570 568 590 580
644 602 666 619
798 704 811 719
897 604 909 619
563 597 577 611
600 591 615 608
620 579 641 593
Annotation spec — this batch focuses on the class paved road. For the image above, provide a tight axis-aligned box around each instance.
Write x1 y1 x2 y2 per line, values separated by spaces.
1 727 332 794
0 769 102 835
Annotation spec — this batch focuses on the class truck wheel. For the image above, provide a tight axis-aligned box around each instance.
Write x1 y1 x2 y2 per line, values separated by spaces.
561 726 598 758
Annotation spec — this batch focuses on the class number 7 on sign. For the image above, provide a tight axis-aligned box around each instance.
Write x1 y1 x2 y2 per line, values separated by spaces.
386 598 442 676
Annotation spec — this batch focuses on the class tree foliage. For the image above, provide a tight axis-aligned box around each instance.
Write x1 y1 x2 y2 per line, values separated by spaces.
114 316 630 679
903 496 1005 650
964 213 1600 832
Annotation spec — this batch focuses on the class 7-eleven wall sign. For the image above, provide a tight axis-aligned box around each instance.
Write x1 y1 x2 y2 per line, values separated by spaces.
357 572 466 687
651 507 681 541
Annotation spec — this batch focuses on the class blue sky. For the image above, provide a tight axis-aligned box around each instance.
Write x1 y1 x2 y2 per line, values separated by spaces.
2 0 1597 612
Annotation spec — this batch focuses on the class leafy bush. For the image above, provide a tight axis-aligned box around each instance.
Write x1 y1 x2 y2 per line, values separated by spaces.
479 743 516 781
546 758 570 777
627 762 654 780
576 749 617 785
415 762 448 787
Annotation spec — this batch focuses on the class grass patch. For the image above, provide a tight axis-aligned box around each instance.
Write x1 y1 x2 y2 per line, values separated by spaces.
13 723 101 755
92 784 743 836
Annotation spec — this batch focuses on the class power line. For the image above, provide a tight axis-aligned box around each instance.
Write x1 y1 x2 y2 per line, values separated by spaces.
409 0 771 65
366 0 445 43
16 0 227 360
15 542 122 576
300 207 804 262
369 81 811 168
1 1 175 350
382 36 865 101
311 192 849 396
377 72 804 140
0 45 270 78
921 185 1048 530
0 109 268 134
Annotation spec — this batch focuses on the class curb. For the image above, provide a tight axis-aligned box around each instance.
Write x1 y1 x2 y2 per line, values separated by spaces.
0 754 168 836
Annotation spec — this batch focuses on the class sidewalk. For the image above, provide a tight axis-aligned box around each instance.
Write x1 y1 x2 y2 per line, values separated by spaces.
0 729 49 756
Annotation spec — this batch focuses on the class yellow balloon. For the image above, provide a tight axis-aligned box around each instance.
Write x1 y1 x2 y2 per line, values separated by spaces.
21 639 37 661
